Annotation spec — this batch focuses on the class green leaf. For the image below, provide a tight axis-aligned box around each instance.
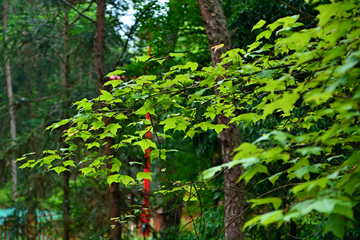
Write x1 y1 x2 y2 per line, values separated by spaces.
269 172 282 186
107 174 121 185
243 215 261 230
63 160 76 167
169 53 184 57
239 164 268 184
202 166 222 180
80 167 96 176
135 101 155 115
252 19 266 31
136 55 151 62
295 147 322 156
324 215 348 239
110 158 122 172
292 178 328 194
260 210 283 227
119 175 135 187
133 139 157 153
45 119 72 132
185 62 198 71
104 123 121 136
248 198 282 210
51 166 70 175
91 121 105 130
99 90 114 102
86 142 100 150
41 155 61 166
115 114 128 121
106 70 125 77
136 172 153 181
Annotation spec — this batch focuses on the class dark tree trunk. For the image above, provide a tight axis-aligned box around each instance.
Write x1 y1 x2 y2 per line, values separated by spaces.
106 137 122 240
61 9 71 240
62 170 70 240
197 1 246 239
95 0 106 91
3 0 17 201
94 1 122 239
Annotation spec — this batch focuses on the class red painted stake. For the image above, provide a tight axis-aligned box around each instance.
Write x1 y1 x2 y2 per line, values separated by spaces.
141 113 151 237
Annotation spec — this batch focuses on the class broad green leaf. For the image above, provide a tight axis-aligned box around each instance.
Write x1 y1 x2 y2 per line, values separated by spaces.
202 166 222 180
106 70 125 77
41 155 61 166
63 160 76 167
269 172 282 185
260 210 283 227
136 172 153 181
252 19 266 31
136 55 151 62
119 175 135 187
185 62 198 71
45 119 72 132
239 164 268 184
80 167 96 176
133 139 157 153
243 215 261 230
248 198 282 210
292 178 328 194
110 158 122 172
324 215 349 239
51 166 70 175
107 174 121 185
104 123 121 136
169 53 184 57
91 121 105 130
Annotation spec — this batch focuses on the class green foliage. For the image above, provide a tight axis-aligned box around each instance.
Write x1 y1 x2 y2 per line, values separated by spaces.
17 0 360 238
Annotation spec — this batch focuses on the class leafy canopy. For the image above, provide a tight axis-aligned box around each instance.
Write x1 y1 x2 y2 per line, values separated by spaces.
18 0 360 238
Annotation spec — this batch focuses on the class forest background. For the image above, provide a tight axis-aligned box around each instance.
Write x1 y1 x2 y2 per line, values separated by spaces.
1 0 360 239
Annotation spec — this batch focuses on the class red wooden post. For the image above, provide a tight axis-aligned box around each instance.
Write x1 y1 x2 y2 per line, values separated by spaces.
141 112 151 237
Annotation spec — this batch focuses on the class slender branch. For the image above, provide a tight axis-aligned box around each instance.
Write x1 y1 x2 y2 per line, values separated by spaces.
70 0 94 26
277 0 315 19
190 173 203 238
112 0 158 71
59 0 96 24
215 206 251 240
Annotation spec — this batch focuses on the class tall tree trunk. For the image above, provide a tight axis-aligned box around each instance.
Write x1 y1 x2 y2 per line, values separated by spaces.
196 1 246 239
3 0 17 200
94 1 122 239
61 8 71 240
95 0 106 92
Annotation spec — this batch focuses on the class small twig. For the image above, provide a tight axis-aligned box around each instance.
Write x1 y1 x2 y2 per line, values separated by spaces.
69 0 94 26
112 1 158 71
215 205 251 240
60 0 96 24
277 0 316 20
190 173 203 238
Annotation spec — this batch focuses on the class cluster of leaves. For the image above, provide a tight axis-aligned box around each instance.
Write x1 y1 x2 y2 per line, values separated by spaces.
17 0 360 238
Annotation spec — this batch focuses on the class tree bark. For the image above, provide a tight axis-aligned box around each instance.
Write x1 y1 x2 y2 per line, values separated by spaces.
94 0 106 91
197 1 246 239
3 0 17 200
106 137 121 240
94 1 122 239
61 9 71 240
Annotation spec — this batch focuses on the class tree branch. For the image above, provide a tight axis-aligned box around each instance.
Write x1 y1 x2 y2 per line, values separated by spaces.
277 0 315 20
70 0 94 26
112 0 158 71
60 0 96 24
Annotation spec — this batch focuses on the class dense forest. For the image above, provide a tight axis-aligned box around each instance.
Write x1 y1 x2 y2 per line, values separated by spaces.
1 0 360 239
